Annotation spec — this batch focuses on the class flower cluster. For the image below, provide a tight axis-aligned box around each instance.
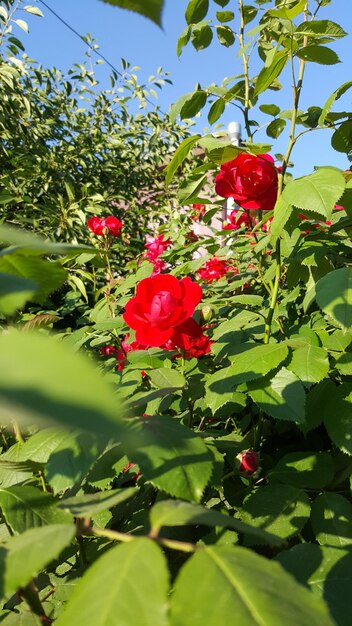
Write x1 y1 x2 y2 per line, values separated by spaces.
143 234 171 275
215 153 278 212
100 334 146 371
87 215 122 237
197 257 235 284
191 203 206 220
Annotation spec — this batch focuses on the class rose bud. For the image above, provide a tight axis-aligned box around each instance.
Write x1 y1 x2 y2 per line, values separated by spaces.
237 450 259 475
201 305 215 323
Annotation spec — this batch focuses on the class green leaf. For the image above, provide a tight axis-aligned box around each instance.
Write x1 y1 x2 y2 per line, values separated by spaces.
334 351 352 375
243 5 258 25
240 484 311 540
266 118 286 138
288 344 329 386
0 524 75 599
0 272 37 316
164 135 200 186
55 539 169 626
124 416 214 501
295 20 347 39
296 45 340 65
170 545 334 626
270 195 293 241
148 368 186 389
150 499 283 546
191 24 213 50
0 611 42 625
216 25 235 47
198 134 240 163
254 50 288 96
0 255 66 304
58 487 137 516
24 5 44 17
208 98 225 124
276 543 352 626
331 120 352 155
216 10 234 22
46 431 105 493
0 330 125 439
15 428 70 464
319 80 352 126
0 224 93 257
260 104 281 116
311 492 352 547
269 452 334 488
323 386 352 455
98 0 164 27
316 267 352 330
0 486 72 533
228 342 289 382
177 25 191 56
248 367 306 423
178 173 207 204
185 0 209 24
282 168 345 219
212 0 229 6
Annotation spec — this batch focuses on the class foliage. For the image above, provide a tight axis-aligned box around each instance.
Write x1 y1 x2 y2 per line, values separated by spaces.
0 0 352 625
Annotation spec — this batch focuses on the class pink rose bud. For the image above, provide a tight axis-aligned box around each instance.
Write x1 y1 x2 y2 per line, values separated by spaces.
237 450 259 475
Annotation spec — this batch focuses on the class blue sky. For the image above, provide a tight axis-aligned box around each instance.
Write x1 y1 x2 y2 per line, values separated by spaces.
16 0 352 177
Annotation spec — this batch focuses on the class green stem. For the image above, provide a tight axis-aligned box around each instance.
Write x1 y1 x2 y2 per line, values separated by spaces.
81 525 197 553
21 582 51 625
238 0 253 142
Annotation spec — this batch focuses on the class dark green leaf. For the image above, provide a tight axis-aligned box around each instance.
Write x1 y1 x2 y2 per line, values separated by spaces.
266 118 286 138
177 25 191 56
98 0 164 27
254 50 288 96
58 487 137 516
208 98 225 124
269 452 334 488
0 255 66 304
319 80 352 126
216 25 235 47
185 0 209 23
296 45 340 65
0 486 72 533
260 103 280 116
295 20 347 39
191 25 213 50
331 120 352 155
216 10 234 22
311 492 352 546
288 344 329 386
180 91 207 119
124 416 214 501
164 135 200 187
0 272 37 316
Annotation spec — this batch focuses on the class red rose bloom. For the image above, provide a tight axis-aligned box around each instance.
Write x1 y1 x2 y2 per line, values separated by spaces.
163 317 212 358
223 209 252 231
87 215 122 237
215 153 278 211
191 204 206 220
238 450 259 475
197 257 234 283
145 234 171 262
123 274 202 347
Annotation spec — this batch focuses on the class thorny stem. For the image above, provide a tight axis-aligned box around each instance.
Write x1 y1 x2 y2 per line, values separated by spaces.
20 582 51 625
264 3 309 344
81 524 198 554
238 0 253 142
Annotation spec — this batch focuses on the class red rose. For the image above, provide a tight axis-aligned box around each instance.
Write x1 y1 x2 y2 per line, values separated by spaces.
223 209 252 231
123 274 202 347
87 215 122 237
191 204 206 220
238 450 259 475
163 317 212 358
197 257 235 283
144 234 171 262
215 153 278 211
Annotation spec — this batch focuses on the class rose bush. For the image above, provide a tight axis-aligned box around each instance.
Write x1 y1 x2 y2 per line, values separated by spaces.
215 153 278 211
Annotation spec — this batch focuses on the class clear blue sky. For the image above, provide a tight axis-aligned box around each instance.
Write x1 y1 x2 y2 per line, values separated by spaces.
17 0 352 177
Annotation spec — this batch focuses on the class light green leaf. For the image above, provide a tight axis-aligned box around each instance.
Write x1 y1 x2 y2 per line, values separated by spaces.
240 484 310 540
0 330 125 439
164 135 200 186
0 255 66 303
228 342 289 383
319 80 352 126
270 195 292 241
56 539 169 626
282 168 345 219
191 24 213 50
15 428 72 464
295 20 347 39
288 344 329 386
248 367 306 423
311 492 352 547
177 25 191 56
254 49 288 96
98 0 164 27
0 224 93 257
0 524 75 599
124 416 214 501
170 545 334 626
0 486 72 533
24 5 44 17
316 267 352 330
149 368 186 389
216 10 234 22
269 452 334 488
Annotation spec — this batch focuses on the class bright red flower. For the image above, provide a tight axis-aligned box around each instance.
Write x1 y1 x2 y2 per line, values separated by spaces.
145 234 171 262
123 274 202 347
163 317 212 358
238 450 259 474
87 215 122 237
150 257 167 276
198 257 234 283
100 344 117 357
215 153 278 211
223 209 252 231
